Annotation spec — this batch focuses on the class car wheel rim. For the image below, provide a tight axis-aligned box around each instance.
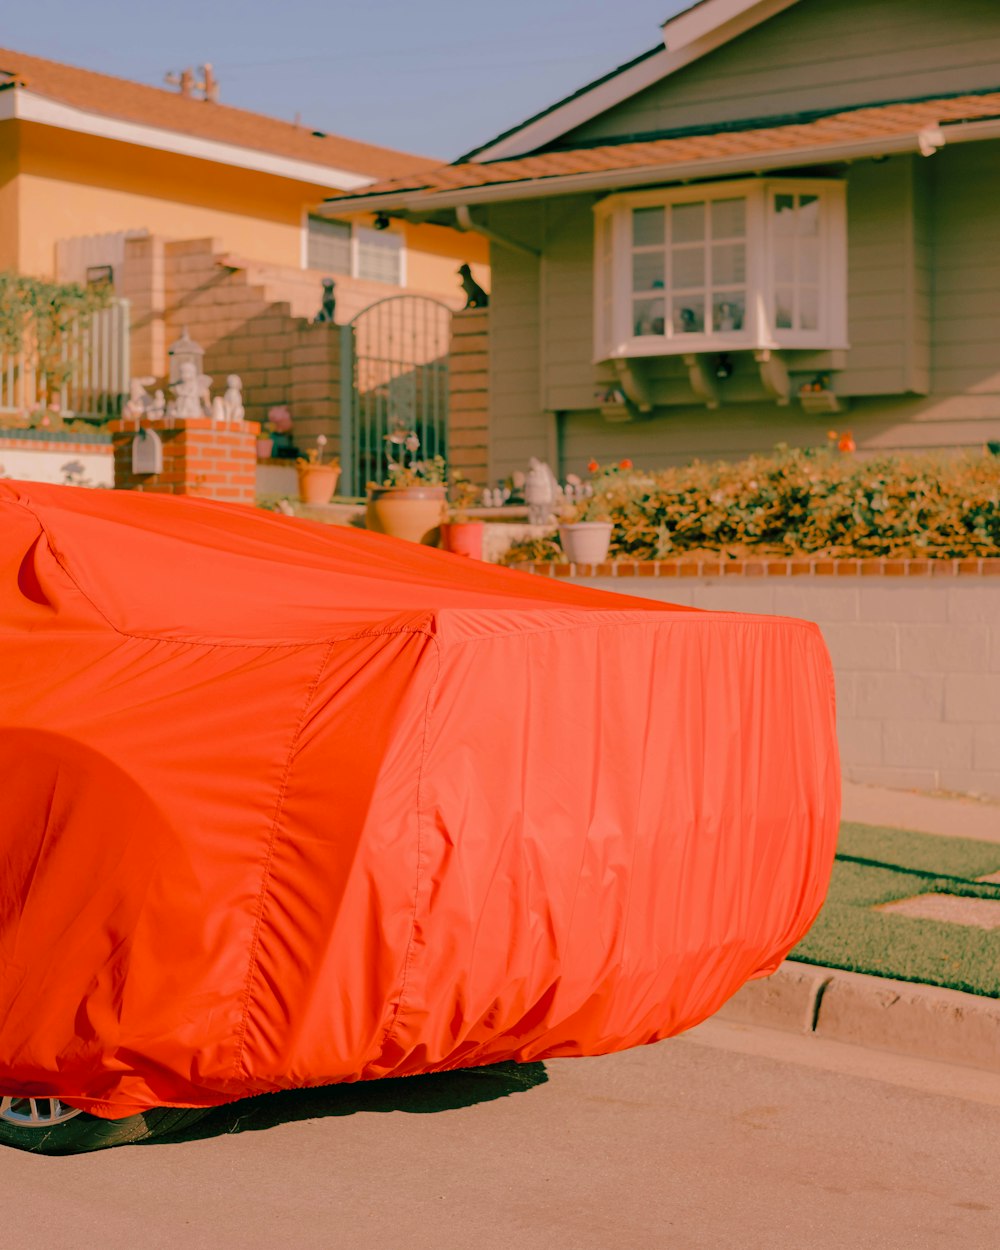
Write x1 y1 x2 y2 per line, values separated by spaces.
0 1096 84 1127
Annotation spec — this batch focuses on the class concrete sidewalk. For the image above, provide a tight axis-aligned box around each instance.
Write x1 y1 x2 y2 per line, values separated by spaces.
841 779 1000 844
717 780 1000 1072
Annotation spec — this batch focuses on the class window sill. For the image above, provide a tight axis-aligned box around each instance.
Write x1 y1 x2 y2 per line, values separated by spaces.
597 338 849 363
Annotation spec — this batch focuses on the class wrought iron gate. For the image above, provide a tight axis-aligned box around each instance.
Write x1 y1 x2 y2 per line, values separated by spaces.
339 295 452 496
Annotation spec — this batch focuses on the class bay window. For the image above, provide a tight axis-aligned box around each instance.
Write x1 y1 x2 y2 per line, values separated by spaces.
594 179 846 361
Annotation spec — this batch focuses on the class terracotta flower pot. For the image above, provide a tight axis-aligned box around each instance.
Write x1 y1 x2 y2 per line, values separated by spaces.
297 462 340 506
558 521 613 564
366 485 446 544
256 436 274 461
440 520 486 559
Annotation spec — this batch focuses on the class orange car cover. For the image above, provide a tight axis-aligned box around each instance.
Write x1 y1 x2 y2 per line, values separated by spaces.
0 481 839 1117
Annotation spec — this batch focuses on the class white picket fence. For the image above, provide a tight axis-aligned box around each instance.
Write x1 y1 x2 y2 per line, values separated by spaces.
0 299 131 421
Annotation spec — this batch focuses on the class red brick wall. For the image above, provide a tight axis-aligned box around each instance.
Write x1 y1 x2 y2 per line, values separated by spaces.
110 417 259 504
448 308 489 485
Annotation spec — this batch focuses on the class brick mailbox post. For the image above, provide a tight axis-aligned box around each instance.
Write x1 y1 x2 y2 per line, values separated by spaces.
110 418 259 504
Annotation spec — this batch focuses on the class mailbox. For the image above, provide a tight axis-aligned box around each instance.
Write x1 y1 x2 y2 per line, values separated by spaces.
131 428 163 475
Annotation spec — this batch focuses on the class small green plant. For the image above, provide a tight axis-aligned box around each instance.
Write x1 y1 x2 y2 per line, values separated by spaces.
374 429 447 487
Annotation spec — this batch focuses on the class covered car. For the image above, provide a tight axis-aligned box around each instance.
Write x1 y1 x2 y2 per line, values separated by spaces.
0 481 839 1149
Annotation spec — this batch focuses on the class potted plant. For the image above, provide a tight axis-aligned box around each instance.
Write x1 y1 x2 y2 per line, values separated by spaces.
365 430 447 544
556 458 631 564
440 471 485 558
296 434 340 505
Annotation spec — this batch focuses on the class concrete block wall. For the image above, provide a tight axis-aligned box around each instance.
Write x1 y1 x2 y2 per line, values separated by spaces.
0 432 114 487
556 572 1000 799
448 308 489 485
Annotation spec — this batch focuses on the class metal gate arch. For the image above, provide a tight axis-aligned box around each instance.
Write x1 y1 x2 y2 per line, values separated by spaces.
339 295 452 496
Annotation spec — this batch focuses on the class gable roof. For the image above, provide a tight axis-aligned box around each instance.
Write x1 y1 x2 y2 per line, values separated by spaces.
323 92 1000 215
461 0 801 162
0 47 440 191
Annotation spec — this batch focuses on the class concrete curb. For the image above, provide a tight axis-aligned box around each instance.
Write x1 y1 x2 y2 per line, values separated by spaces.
717 961 1000 1072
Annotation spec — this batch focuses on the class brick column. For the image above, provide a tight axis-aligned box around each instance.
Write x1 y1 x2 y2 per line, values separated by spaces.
110 417 260 505
448 308 489 485
289 321 341 456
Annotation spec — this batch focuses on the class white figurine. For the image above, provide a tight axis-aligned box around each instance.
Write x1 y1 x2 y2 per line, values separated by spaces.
211 396 227 423
525 457 558 525
170 360 212 419
122 376 156 427
223 375 245 423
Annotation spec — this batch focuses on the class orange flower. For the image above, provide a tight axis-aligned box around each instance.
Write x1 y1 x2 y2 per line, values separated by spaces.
837 432 856 453
618 458 633 470
587 458 600 473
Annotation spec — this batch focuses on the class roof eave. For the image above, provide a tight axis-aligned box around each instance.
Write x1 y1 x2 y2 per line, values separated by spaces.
0 87 375 191
321 119 1000 218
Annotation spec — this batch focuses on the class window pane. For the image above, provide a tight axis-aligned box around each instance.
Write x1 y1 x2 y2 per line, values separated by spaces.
800 287 819 331
672 202 704 244
632 207 664 247
672 248 704 289
773 194 796 234
673 296 704 334
775 287 794 330
713 294 744 332
774 241 794 283
307 216 351 273
712 243 745 286
799 236 820 283
633 298 665 336
356 226 402 284
711 198 745 239
632 252 665 292
798 195 820 235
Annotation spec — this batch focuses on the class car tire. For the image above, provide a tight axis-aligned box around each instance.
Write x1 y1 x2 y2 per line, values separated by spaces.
0 1097 211 1155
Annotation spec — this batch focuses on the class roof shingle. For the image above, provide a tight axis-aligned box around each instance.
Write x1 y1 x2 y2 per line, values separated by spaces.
0 47 440 183
326 92 1000 206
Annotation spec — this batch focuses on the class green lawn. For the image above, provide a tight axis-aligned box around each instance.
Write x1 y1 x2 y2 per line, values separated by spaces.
790 822 1000 998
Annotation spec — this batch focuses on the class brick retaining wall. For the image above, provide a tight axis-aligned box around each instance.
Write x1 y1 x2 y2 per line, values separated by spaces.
516 561 1000 800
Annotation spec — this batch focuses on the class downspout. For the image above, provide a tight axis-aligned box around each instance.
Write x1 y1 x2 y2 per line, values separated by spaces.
455 205 540 257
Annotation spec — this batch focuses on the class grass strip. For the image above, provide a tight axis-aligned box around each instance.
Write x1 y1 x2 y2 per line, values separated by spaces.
789 821 1000 998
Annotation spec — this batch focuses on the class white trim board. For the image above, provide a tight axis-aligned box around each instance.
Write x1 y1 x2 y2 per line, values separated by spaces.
468 0 802 163
0 88 374 192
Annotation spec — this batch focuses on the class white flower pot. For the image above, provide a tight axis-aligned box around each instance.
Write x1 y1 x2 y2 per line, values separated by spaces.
558 521 613 564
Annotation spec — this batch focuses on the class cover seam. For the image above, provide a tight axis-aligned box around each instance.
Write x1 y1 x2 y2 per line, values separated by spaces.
233 639 336 1079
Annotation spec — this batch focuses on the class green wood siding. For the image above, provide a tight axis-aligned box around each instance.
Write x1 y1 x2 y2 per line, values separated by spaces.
563 0 1000 146
486 143 1000 475
483 204 547 481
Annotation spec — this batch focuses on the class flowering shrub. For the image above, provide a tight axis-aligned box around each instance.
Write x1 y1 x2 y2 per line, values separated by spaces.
502 447 1000 563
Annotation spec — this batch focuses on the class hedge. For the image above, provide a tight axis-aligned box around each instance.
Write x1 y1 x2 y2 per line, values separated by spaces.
502 447 1000 563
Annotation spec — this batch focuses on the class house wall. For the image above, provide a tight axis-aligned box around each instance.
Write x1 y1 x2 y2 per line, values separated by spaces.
485 143 1000 477
3 121 488 299
0 120 19 271
564 0 1000 145
483 203 549 481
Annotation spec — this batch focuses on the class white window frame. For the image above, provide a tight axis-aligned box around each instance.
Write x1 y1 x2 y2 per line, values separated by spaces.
593 178 847 362
302 212 408 287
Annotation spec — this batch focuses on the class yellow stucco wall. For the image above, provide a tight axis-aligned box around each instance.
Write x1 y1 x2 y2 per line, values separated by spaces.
2 121 488 297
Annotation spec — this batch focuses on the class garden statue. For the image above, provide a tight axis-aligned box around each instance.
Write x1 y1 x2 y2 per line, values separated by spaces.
458 264 489 309
150 390 166 421
170 359 212 419
314 279 337 324
223 375 245 423
524 457 558 525
123 377 156 426
211 396 227 423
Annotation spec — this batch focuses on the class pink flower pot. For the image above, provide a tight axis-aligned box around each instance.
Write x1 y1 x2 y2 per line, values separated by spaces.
440 521 486 559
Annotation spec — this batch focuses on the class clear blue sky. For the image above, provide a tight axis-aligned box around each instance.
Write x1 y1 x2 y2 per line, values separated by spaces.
3 0 688 160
